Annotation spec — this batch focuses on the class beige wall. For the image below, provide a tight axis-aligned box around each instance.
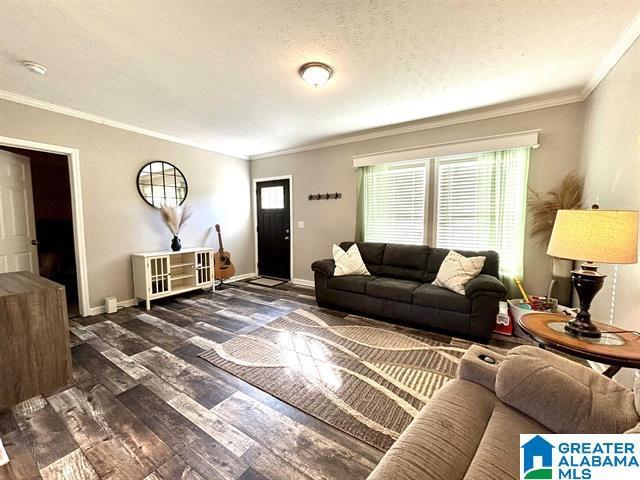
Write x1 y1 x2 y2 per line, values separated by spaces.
251 102 585 295
0 99 253 311
579 39 640 334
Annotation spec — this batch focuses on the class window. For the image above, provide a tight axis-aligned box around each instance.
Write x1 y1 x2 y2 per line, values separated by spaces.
260 186 284 209
362 163 426 244
435 148 530 279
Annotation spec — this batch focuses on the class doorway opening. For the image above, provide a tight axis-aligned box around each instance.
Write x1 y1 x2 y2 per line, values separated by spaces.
0 146 79 316
254 176 292 281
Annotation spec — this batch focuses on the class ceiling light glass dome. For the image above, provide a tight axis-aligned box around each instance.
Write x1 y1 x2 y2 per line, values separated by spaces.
299 62 333 87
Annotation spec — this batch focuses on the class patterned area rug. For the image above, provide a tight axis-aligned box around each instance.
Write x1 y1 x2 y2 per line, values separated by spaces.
199 307 467 451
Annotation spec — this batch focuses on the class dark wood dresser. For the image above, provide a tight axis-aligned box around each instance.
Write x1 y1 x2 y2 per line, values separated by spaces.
0 271 72 408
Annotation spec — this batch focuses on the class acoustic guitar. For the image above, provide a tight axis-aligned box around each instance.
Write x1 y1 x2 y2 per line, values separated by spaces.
214 224 236 281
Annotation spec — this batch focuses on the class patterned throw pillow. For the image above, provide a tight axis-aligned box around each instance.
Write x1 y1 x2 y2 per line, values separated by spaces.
433 250 486 295
333 244 370 276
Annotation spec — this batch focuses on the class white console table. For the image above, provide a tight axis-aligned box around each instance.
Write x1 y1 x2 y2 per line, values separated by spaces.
132 247 215 310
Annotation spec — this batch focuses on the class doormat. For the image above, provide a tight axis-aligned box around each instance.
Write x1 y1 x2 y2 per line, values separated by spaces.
247 277 288 287
199 307 467 451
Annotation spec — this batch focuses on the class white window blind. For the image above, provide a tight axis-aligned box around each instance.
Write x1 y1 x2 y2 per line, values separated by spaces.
363 163 426 245
435 148 530 279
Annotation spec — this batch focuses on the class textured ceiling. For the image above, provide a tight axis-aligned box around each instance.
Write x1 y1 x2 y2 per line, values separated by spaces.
0 0 638 158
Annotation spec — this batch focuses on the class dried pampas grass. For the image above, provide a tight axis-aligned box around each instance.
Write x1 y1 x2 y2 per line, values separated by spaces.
528 171 584 247
159 204 192 236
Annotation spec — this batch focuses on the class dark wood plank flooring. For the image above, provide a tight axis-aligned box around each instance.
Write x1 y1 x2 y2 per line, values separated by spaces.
0 281 526 480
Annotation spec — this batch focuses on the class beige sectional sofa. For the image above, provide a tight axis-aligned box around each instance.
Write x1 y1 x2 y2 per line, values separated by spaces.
367 345 640 480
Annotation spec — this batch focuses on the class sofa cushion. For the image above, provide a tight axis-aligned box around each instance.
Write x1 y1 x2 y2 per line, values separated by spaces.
328 275 377 294
340 241 386 265
366 379 550 480
376 244 430 282
377 265 426 282
366 277 421 303
412 283 471 313
497 346 640 434
382 244 430 270
463 402 551 480
428 247 499 278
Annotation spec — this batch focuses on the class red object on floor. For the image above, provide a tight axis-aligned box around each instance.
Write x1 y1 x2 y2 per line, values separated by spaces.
493 309 514 336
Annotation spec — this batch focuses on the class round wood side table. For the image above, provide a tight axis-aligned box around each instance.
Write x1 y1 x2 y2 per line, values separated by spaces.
518 313 640 377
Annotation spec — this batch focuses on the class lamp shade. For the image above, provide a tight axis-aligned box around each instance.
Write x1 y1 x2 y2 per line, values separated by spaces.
547 210 638 264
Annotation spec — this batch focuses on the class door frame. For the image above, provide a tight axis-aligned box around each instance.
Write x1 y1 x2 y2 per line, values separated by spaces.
0 135 90 317
252 175 293 281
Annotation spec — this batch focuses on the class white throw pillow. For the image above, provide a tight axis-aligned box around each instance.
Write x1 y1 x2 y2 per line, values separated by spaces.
333 244 370 276
433 250 486 295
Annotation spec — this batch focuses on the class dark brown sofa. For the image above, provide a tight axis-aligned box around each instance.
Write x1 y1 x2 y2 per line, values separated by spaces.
311 242 506 340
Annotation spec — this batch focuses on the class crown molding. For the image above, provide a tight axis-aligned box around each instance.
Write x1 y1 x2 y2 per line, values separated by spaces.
250 93 582 160
581 12 640 100
0 90 249 160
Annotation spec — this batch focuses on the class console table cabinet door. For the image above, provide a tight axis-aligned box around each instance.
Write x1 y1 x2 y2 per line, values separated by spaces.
0 272 72 409
196 250 212 285
149 255 170 295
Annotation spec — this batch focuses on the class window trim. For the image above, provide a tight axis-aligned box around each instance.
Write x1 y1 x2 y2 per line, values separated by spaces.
352 130 539 167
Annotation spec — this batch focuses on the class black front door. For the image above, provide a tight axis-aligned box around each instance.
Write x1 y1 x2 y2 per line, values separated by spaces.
256 179 290 280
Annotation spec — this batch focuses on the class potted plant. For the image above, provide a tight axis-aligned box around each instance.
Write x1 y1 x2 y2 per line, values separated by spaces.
528 171 584 306
159 204 192 251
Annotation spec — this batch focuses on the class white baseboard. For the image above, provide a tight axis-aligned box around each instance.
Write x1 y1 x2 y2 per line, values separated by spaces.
83 272 299 316
87 298 138 316
85 273 258 316
228 272 257 282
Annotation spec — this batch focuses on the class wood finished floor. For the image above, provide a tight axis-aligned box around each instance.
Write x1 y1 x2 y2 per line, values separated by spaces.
0 281 527 480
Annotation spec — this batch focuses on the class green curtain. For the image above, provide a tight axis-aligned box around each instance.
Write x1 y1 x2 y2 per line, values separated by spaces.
355 166 367 242
355 163 401 242
478 147 530 298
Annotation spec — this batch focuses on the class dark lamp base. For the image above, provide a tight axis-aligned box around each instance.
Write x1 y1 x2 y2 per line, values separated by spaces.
565 264 606 340
564 318 602 339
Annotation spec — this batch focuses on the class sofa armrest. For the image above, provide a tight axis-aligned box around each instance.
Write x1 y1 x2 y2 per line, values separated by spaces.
496 346 640 434
465 274 506 299
458 345 505 392
311 259 335 278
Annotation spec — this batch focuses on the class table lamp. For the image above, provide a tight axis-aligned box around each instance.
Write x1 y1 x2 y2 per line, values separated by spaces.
547 209 638 338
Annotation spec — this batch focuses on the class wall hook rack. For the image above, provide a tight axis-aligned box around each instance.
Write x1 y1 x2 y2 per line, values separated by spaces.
308 192 342 201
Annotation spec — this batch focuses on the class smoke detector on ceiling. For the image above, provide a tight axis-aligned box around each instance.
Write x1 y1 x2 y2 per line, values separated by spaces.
22 61 47 75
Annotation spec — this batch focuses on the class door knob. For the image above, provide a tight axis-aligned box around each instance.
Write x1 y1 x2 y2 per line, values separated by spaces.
31 240 39 246
284 236 290 240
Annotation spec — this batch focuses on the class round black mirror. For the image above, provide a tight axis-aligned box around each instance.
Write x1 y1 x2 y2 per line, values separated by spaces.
137 161 188 208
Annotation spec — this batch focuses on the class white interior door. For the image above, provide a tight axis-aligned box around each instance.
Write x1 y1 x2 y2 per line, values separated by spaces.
0 150 38 274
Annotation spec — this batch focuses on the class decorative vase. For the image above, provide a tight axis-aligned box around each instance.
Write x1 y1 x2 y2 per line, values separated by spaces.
171 235 181 252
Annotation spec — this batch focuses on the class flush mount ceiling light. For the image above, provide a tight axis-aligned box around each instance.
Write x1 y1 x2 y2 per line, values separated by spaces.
299 62 333 87
22 61 47 75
